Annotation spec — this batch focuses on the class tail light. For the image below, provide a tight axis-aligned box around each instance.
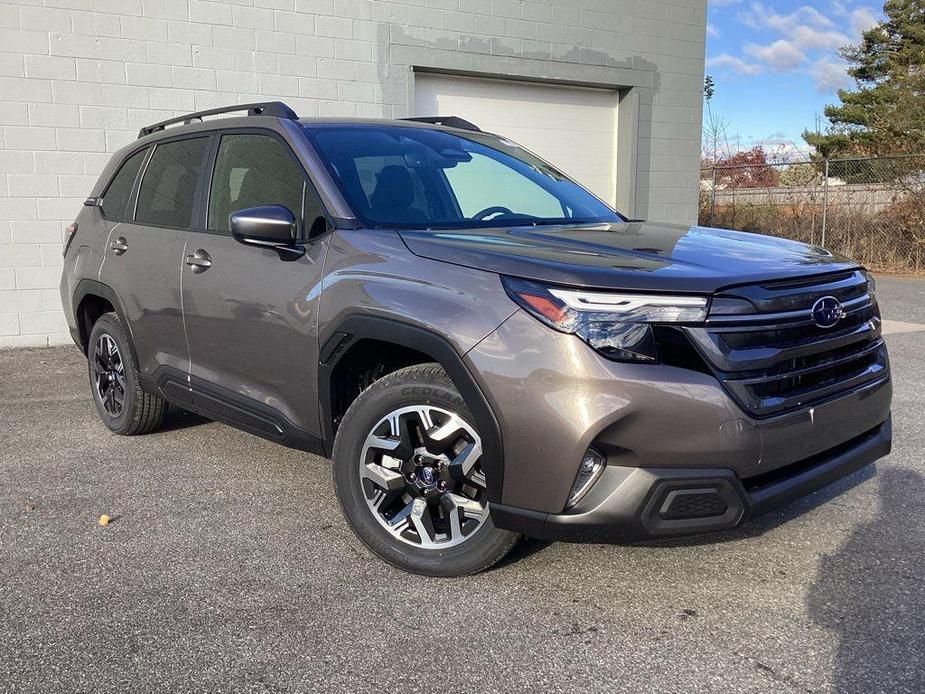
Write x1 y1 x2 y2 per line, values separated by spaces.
63 223 78 257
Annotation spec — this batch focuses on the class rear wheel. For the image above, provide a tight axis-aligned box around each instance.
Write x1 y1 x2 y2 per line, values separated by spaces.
332 364 518 576
87 312 167 435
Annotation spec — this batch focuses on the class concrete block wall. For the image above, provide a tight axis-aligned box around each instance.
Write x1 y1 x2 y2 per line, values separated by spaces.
0 0 706 347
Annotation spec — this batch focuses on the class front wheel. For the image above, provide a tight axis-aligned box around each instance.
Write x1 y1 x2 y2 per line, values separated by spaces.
332 364 519 576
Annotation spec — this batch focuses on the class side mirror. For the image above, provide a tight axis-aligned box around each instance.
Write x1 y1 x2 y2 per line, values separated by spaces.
230 204 296 243
229 205 305 261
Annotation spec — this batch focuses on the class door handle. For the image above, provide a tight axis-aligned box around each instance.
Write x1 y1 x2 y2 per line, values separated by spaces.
110 236 128 255
185 249 212 273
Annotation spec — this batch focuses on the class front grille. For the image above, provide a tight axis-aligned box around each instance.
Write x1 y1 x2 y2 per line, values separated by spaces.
685 270 889 418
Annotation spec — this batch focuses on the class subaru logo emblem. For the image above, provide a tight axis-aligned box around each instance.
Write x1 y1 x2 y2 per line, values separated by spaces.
811 296 845 328
420 467 436 485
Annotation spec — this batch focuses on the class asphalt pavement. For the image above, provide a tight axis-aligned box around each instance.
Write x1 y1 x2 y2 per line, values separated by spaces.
1 276 923 693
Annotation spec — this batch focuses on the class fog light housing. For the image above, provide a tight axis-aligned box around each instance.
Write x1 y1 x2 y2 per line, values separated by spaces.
566 448 606 509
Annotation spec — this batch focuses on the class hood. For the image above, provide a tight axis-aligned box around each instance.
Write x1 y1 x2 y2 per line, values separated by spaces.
398 221 859 294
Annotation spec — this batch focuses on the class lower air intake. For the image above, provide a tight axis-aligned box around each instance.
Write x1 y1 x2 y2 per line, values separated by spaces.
659 489 729 520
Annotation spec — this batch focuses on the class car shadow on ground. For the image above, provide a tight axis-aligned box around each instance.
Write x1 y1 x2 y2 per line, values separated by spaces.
490 465 881 571
650 464 878 548
158 406 211 433
806 467 924 692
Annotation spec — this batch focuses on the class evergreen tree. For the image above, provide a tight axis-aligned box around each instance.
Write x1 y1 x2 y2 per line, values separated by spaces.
805 0 925 157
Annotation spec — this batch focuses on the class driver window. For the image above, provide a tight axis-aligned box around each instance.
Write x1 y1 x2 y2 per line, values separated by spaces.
444 152 563 218
208 133 305 232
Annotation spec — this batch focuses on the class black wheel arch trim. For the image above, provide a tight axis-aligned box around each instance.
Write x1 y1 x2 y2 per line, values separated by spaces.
319 315 505 503
72 278 140 367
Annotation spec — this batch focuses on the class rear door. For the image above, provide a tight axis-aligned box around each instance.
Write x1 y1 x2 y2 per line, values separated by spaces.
180 130 331 447
98 135 210 401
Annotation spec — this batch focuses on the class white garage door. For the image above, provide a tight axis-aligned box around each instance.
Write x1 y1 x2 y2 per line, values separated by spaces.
414 73 619 206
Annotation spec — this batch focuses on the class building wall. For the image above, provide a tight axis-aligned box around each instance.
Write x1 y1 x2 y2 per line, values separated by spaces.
0 0 706 348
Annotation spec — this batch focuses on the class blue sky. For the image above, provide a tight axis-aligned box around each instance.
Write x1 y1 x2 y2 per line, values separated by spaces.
704 0 884 157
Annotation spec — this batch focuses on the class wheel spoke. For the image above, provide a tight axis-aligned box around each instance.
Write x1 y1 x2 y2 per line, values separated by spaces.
441 492 488 541
387 499 415 536
408 498 436 545
361 463 404 492
364 433 401 452
448 440 482 479
411 406 434 432
426 412 466 443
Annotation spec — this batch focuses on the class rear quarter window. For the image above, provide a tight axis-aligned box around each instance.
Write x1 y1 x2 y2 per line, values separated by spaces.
100 148 147 221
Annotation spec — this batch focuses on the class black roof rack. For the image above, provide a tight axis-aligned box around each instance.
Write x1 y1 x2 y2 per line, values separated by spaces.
401 116 481 132
137 101 298 139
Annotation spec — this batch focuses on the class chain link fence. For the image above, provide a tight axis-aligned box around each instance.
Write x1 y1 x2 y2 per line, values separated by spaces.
700 154 925 273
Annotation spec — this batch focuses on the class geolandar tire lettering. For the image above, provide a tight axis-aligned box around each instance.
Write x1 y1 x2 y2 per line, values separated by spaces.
333 363 519 577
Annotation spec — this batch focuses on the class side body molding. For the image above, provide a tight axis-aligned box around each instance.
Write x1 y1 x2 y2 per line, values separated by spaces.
318 315 505 503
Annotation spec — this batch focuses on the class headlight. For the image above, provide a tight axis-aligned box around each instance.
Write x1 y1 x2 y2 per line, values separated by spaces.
502 276 709 362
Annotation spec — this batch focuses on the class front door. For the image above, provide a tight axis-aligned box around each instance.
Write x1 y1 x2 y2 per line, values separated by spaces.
181 131 330 447
98 136 210 401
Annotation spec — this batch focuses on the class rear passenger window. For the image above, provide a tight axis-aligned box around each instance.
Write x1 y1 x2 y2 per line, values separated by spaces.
135 137 208 228
101 148 147 220
208 134 305 232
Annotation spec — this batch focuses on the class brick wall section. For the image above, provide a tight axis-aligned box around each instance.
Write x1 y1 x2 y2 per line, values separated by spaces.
0 0 706 347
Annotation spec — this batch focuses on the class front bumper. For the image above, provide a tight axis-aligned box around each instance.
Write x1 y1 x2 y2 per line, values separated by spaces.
467 309 893 541
491 416 891 542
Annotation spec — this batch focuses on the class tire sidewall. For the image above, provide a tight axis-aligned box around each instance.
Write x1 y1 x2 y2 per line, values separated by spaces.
332 367 515 576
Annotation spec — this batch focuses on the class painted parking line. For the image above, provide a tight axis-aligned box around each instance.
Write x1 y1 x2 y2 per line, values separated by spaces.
882 320 925 335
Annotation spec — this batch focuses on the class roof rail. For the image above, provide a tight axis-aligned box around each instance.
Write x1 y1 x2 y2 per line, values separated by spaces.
401 116 481 132
137 101 298 139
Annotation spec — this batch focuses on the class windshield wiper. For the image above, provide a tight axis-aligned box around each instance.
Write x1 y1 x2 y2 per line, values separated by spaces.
527 218 592 226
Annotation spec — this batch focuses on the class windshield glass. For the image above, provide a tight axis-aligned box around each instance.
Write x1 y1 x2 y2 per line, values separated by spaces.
302 124 622 229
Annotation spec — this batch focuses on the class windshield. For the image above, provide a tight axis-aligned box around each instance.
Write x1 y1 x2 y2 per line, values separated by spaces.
302 124 622 229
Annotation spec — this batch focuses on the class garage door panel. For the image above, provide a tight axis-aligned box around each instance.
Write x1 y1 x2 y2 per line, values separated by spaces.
414 74 619 205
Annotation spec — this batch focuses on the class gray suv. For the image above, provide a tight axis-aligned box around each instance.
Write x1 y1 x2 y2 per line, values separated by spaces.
60 102 892 576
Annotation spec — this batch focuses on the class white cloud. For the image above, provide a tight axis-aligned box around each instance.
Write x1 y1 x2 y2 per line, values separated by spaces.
744 40 806 71
740 3 835 32
740 3 850 51
811 57 853 92
744 135 812 161
850 7 879 37
790 25 851 51
706 53 762 76
707 23 721 38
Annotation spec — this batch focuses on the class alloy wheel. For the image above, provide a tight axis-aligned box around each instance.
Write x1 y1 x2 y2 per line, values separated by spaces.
359 405 489 549
93 333 126 418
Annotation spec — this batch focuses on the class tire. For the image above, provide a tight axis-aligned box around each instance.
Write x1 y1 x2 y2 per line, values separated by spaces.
332 363 519 576
87 312 167 436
